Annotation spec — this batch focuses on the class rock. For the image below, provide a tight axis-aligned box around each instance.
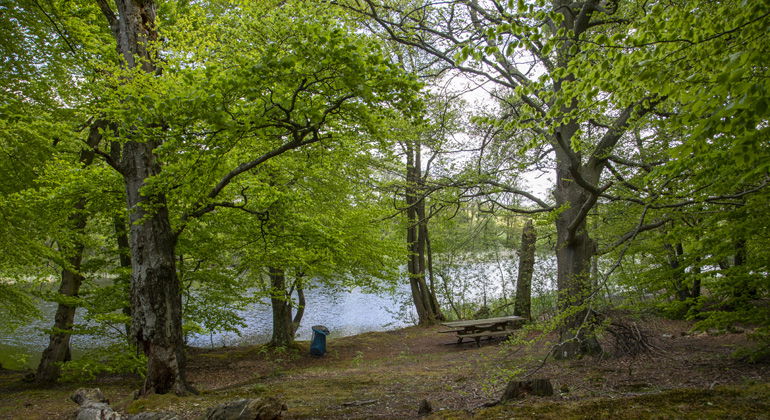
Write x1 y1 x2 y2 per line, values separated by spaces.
500 379 554 401
661 333 673 339
129 413 180 420
200 397 287 420
75 404 123 420
70 388 122 420
417 399 432 416
70 388 182 420
71 389 109 406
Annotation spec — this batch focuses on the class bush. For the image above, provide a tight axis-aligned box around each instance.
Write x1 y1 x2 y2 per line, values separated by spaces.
59 344 146 382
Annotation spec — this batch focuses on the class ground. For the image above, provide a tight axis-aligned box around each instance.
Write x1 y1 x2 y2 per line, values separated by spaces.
1 316 769 419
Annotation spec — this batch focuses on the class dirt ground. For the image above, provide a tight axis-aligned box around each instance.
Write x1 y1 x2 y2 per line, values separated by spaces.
1 317 769 419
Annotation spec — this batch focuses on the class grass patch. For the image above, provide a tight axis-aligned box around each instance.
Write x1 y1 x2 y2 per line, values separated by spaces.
126 393 186 414
430 383 770 419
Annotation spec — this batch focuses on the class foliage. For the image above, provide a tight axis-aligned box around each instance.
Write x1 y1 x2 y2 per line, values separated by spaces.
0 0 768 386
59 344 147 382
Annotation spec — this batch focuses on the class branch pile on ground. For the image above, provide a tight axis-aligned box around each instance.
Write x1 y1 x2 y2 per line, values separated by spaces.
606 318 661 357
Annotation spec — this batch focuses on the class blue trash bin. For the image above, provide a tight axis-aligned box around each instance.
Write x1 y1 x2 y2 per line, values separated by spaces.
310 325 330 356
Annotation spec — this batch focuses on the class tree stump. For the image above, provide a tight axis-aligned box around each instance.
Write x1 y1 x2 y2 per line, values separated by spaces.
501 378 554 401
417 399 432 416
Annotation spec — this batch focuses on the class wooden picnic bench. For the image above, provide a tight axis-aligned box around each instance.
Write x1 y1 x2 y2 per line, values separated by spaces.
440 315 525 347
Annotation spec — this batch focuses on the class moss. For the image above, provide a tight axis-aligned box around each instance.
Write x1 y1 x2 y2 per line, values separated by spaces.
126 393 186 414
431 384 770 419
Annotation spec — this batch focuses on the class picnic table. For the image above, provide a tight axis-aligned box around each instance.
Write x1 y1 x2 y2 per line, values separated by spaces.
439 315 525 347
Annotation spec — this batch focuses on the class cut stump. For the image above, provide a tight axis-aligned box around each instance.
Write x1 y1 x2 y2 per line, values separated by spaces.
501 378 554 401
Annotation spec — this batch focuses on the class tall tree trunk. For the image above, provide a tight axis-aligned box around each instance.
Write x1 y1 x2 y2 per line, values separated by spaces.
269 267 294 347
730 238 756 302
98 0 192 395
405 140 442 325
424 226 443 320
549 0 613 359
291 283 306 337
513 219 536 320
418 198 444 321
35 255 83 384
665 242 690 301
690 258 701 300
405 141 431 324
35 120 105 384
552 145 602 359
123 141 189 395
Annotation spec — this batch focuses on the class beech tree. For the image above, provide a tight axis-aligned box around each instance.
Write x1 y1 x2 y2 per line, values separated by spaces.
87 0 420 394
587 0 769 355
0 0 124 383
338 0 653 356
214 148 404 348
339 0 769 358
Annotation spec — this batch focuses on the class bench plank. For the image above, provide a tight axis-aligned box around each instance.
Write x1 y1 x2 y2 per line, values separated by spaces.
457 329 517 339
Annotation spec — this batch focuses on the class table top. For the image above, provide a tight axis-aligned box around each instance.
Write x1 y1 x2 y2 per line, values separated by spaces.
441 315 524 328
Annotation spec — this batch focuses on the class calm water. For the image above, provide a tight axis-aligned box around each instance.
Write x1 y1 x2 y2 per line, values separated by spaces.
0 286 413 370
0 255 556 370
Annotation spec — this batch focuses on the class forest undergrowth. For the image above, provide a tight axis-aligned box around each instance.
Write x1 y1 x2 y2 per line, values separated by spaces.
1 316 768 419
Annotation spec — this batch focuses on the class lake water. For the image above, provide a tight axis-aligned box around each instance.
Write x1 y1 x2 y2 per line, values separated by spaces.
0 254 556 370
0 286 414 370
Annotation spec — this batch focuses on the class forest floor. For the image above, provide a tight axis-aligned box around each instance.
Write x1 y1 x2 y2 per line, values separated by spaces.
1 316 769 419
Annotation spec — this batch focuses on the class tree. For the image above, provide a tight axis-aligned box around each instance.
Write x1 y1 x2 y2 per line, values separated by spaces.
88 0 420 393
218 144 404 347
339 0 770 357
513 218 535 320
339 0 659 357
35 122 106 384
582 0 769 355
404 136 445 325
0 0 124 384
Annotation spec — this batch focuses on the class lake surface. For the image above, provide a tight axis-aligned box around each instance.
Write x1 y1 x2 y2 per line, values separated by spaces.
0 286 414 370
0 254 556 370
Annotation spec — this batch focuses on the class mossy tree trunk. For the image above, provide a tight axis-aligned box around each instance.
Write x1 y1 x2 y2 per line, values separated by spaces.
270 267 307 347
513 219 536 320
98 0 193 395
405 140 444 325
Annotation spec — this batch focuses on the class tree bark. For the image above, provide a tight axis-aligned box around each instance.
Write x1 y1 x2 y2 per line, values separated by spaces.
35 120 105 384
552 131 602 358
550 0 607 359
418 196 444 321
690 258 701 299
97 0 192 395
424 226 443 320
405 140 443 325
123 140 190 395
35 257 82 384
513 219 536 320
665 242 690 301
553 187 602 358
291 277 306 337
269 267 294 347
